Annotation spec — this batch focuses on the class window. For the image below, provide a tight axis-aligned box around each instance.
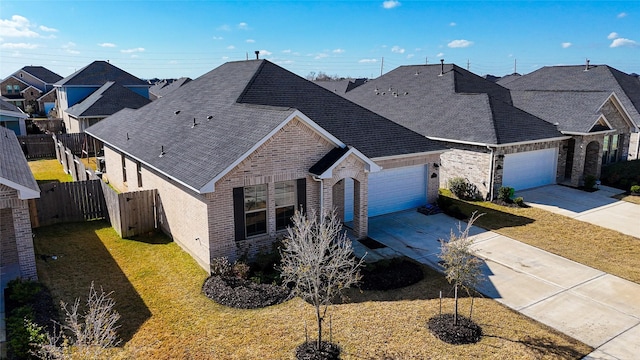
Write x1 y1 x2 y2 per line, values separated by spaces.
603 134 621 164
136 161 143 187
6 85 12 94
275 180 296 230
13 85 20 92
244 184 267 237
121 154 127 182
610 134 619 163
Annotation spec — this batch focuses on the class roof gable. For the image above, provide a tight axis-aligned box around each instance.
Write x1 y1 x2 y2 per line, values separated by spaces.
66 82 151 118
55 61 148 87
21 66 63 84
0 127 39 199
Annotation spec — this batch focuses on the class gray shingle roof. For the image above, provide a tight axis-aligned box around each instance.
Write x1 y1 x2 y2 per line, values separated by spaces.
86 60 445 193
343 64 563 145
315 78 367 94
150 77 191 98
55 61 149 87
502 65 640 127
0 126 39 198
0 98 25 114
511 91 611 133
21 66 63 84
65 82 151 118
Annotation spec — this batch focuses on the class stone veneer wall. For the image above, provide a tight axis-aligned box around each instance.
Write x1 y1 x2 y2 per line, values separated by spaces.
0 184 37 280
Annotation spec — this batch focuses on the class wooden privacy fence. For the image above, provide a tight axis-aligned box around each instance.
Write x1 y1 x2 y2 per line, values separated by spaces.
30 179 157 238
30 180 106 228
100 181 157 238
17 134 56 159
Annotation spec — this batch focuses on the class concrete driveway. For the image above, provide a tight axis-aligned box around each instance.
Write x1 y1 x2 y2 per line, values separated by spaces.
358 210 640 359
517 185 640 238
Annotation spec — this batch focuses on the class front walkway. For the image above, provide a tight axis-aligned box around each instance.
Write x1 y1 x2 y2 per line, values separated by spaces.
518 185 640 239
357 211 640 360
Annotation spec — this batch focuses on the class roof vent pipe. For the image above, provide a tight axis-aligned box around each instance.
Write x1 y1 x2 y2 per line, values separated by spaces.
584 59 590 71
255 50 260 60
439 59 444 76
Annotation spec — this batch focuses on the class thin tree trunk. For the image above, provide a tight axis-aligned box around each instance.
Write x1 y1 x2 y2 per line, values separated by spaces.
454 285 458 326
316 306 322 350
469 295 475 320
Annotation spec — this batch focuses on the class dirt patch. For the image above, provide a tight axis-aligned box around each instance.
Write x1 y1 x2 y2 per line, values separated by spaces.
360 258 424 291
295 341 341 360
428 313 482 345
201 275 291 309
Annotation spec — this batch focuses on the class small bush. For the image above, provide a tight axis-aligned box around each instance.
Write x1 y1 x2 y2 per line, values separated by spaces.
232 262 250 280
513 197 525 207
210 257 233 277
448 177 478 200
631 185 640 194
497 186 514 202
584 175 597 190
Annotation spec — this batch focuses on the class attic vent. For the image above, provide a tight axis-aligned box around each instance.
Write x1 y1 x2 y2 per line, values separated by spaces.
584 59 590 71
126 132 130 141
388 86 393 91
174 110 181 115
439 59 445 76
404 92 409 95
191 118 198 128
374 87 378 92
159 145 165 158
207 115 213 120
414 70 420 75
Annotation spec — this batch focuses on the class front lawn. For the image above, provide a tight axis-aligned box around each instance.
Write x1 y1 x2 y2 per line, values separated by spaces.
32 221 590 359
440 190 640 284
28 158 72 184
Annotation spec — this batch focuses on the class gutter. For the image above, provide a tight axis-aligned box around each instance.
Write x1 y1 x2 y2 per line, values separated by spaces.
312 175 323 222
486 145 495 201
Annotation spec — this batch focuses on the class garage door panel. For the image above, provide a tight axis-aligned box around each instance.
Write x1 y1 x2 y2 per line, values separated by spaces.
503 148 557 191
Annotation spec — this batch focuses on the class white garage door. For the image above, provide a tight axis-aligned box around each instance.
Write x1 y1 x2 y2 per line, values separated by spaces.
344 165 427 221
503 148 558 191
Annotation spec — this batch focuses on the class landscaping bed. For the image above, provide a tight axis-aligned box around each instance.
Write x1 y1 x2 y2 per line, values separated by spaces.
201 275 291 309
359 258 424 291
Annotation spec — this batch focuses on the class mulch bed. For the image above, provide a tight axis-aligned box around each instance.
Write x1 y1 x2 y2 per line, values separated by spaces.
359 258 424 291
427 313 482 345
202 275 291 309
295 341 341 360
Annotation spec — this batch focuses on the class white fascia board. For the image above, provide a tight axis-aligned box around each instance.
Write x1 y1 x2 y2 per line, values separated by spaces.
317 146 382 179
562 129 616 136
602 92 638 132
427 135 571 148
587 114 613 133
86 131 202 194
371 149 450 162
0 178 40 200
0 109 29 119
200 110 346 193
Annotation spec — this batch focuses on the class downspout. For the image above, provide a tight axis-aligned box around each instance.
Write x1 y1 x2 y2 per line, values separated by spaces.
486 145 495 201
312 175 323 222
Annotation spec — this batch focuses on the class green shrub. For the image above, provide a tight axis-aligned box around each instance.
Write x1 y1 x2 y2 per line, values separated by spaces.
232 261 250 279
584 175 597 190
7 278 41 304
5 280 47 359
514 197 525 207
497 186 514 202
448 177 478 200
631 185 640 194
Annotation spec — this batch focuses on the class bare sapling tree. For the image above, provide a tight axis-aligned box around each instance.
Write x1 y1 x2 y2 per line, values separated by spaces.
280 209 364 351
33 282 121 359
438 211 485 325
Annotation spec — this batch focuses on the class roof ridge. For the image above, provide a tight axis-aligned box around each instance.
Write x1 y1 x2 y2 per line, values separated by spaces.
235 60 267 104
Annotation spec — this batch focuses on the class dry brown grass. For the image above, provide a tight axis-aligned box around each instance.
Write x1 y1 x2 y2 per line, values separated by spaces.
34 221 591 359
441 190 640 284
615 193 640 205
28 158 72 184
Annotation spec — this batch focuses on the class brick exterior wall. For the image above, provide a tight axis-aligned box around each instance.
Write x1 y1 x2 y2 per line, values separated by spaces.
0 184 38 280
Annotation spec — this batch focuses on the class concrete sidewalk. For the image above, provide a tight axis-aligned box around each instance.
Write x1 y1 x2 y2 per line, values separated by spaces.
518 185 640 239
361 211 640 359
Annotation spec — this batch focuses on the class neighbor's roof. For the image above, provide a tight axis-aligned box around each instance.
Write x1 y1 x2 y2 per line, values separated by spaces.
502 65 640 125
87 60 445 193
149 77 192 98
0 98 28 119
343 64 564 145
66 82 151 118
0 126 39 199
55 61 149 87
21 66 63 84
314 78 367 95
510 90 613 133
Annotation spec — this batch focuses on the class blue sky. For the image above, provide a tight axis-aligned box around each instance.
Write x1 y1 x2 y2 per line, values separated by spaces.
1 1 638 80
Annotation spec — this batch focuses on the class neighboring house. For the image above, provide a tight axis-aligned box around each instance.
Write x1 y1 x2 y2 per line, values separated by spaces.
342 63 575 197
0 66 63 115
54 61 150 133
0 98 28 135
499 63 640 161
65 82 151 132
86 59 447 271
0 126 40 289
315 78 368 94
149 77 192 100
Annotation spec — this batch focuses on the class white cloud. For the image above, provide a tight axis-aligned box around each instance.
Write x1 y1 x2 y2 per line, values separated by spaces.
282 49 292 53
447 39 473 48
213 36 224 40
222 56 229 60
277 60 294 65
610 38 638 48
259 49 272 56
238 22 249 30
407 54 414 59
62 42 79 54
617 12 627 18
332 48 345 54
98 42 116 48
359 58 377 63
218 24 231 31
130 54 139 58
449 22 456 26
1 42 38 49
391 45 405 54
608 32 619 39
0 15 39 38
314 53 329 60
382 0 401 9
246 39 255 43
39 25 57 32
561 42 572 48
121 47 145 53
436 52 444 57
227 45 235 50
